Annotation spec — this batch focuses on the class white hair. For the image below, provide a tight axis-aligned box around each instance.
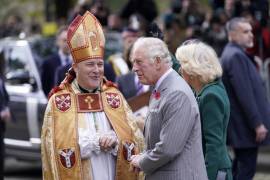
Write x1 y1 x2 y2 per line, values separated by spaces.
131 37 172 66
175 41 222 84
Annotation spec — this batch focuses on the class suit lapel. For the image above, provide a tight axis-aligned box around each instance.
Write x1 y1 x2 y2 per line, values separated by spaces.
144 70 176 136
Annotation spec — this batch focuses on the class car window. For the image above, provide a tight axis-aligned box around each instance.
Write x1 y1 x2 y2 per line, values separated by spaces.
4 44 32 85
29 37 57 75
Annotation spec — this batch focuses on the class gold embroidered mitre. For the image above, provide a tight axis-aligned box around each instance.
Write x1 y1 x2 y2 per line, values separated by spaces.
67 11 105 63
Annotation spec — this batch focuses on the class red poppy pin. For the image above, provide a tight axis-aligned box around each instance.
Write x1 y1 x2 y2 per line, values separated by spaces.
153 90 161 100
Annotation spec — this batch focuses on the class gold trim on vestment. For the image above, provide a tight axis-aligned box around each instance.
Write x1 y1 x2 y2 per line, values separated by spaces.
42 81 144 180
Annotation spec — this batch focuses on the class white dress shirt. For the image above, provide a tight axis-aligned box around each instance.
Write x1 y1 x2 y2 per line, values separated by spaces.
154 68 173 91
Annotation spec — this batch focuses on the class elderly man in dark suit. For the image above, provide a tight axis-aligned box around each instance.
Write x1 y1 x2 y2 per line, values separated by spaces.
221 17 270 180
41 26 72 96
129 37 207 180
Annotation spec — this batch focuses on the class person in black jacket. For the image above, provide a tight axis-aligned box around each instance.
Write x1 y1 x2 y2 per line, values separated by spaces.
221 17 270 180
119 0 157 23
41 26 72 96
0 51 10 180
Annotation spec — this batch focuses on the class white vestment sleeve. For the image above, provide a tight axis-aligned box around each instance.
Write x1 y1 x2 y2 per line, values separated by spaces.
78 128 101 159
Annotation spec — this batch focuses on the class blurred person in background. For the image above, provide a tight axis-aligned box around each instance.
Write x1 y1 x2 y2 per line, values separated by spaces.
68 1 92 23
221 17 270 180
176 40 232 180
127 14 149 37
89 0 110 27
146 22 181 72
41 26 72 96
163 13 185 58
108 27 139 77
0 51 11 180
203 11 228 57
68 0 110 27
41 11 144 180
180 0 205 27
107 14 123 32
260 19 270 59
224 0 235 18
54 63 72 86
208 0 224 10
0 14 24 38
119 0 158 25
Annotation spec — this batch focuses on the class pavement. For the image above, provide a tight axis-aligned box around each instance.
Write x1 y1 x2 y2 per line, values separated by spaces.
254 173 270 180
254 147 270 180
4 147 270 180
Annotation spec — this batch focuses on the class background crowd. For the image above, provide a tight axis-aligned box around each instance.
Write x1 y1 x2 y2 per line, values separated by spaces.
2 0 266 99
1 0 270 180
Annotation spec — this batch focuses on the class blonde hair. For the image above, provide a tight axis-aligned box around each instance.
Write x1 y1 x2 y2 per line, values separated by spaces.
175 41 222 84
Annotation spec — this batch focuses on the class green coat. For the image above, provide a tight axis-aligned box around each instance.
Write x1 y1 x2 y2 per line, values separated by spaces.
196 79 232 180
171 53 181 72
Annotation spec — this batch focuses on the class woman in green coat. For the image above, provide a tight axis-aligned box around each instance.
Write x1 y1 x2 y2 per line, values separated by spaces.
175 40 232 180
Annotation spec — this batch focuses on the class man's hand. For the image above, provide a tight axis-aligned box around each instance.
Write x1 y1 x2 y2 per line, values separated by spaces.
255 124 268 143
99 134 118 152
0 107 11 122
130 154 142 172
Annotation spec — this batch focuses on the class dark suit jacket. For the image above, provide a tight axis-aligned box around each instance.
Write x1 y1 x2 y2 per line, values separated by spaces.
197 79 232 180
221 42 270 148
54 63 71 86
41 53 61 96
0 76 9 132
104 62 116 82
116 72 137 99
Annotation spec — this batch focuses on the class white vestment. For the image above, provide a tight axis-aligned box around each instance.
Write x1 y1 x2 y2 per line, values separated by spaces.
78 112 118 180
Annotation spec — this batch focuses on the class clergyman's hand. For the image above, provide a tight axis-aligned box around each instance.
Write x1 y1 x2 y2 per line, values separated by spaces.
99 134 118 152
255 124 268 143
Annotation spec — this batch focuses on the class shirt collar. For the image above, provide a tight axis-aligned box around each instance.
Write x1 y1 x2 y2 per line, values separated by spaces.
154 68 173 90
74 79 99 93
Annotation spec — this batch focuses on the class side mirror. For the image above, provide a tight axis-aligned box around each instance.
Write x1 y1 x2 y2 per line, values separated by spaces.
6 71 38 91
6 70 30 84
